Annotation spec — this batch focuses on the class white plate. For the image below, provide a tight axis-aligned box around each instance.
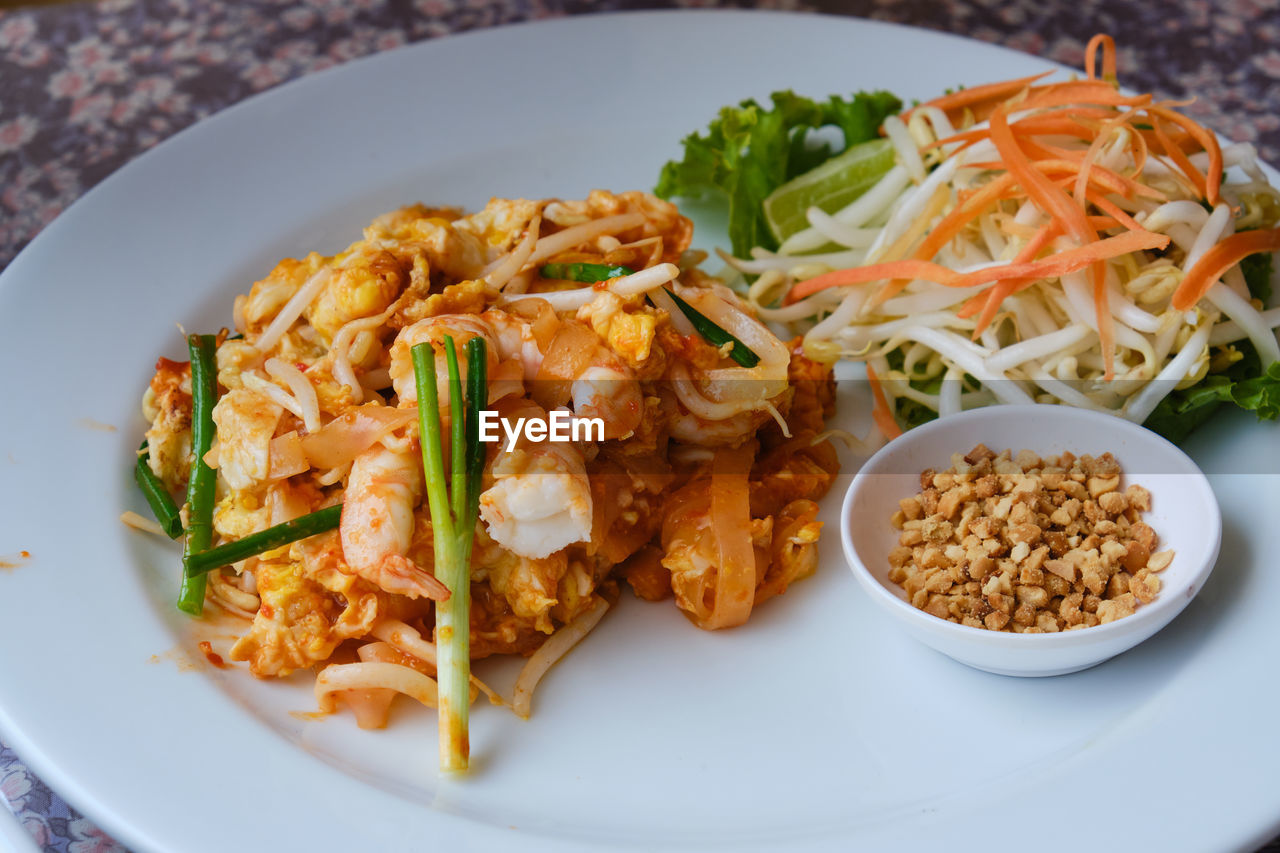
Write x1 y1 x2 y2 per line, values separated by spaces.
0 11 1277 853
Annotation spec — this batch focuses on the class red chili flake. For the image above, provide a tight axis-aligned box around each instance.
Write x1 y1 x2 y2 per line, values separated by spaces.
198 641 228 669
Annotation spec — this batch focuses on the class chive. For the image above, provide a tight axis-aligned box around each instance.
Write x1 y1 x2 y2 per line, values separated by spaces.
178 334 218 615
412 336 486 772
134 441 183 539
183 505 343 577
664 288 761 368
540 262 634 282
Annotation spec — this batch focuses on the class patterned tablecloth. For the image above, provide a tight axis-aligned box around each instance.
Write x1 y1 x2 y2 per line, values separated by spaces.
1 0 1278 850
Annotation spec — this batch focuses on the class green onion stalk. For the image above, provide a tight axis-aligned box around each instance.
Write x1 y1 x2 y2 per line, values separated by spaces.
412 335 487 773
134 441 183 539
539 261 635 282
178 334 218 615
663 287 761 368
184 505 343 577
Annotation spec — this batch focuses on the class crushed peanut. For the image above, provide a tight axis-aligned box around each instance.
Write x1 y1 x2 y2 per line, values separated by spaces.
887 445 1174 633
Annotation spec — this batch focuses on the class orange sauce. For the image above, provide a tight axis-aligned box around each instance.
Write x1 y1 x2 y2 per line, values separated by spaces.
198 641 228 669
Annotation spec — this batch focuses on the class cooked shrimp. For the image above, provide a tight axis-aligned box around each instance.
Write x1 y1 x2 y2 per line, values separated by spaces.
340 444 448 600
479 400 593 559
388 315 499 407
484 308 642 438
572 361 642 439
482 308 547 380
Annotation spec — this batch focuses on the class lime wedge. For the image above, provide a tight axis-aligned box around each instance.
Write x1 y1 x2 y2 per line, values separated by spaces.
763 138 896 245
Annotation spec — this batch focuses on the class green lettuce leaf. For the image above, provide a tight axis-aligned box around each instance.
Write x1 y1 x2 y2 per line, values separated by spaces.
654 90 901 257
1143 247 1279 443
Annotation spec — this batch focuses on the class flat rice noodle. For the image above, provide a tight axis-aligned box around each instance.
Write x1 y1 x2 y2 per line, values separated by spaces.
300 405 416 469
504 297 561 350
314 662 439 716
267 431 310 480
532 320 599 410
701 444 757 630
336 687 397 730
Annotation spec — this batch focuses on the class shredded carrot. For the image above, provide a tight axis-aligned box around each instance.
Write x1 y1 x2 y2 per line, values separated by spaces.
789 259 963 302
1016 84 1149 114
989 106 1121 375
956 290 992 320
953 230 1168 290
1091 258 1115 379
790 229 1169 303
1148 105 1223 205
1084 191 1145 232
1009 111 1115 134
988 111 1094 246
970 220 1061 334
927 109 1120 153
1151 117 1207 200
1072 108 1146 207
1170 227 1280 311
865 364 902 440
787 34 1238 388
923 127 993 152
904 71 1053 123
966 155 1158 200
1085 34 1117 82
1135 125 1200 155
872 174 1019 304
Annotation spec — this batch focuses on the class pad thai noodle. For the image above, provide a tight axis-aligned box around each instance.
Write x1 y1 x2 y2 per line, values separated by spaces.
135 190 841 759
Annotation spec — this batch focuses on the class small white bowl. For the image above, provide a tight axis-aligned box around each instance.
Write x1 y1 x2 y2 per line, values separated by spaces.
840 404 1221 677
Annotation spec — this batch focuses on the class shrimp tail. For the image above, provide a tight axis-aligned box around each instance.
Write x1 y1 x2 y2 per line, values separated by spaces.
373 554 451 601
